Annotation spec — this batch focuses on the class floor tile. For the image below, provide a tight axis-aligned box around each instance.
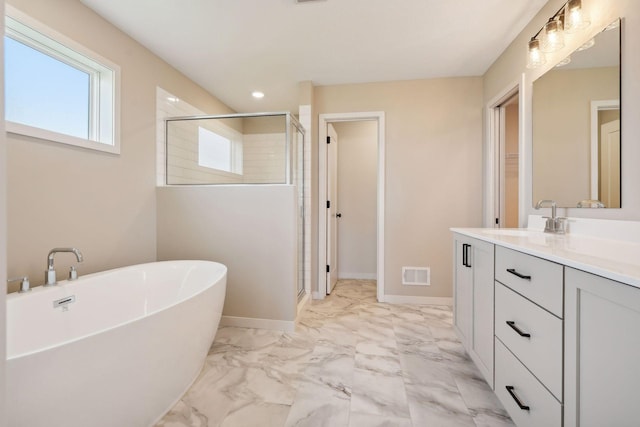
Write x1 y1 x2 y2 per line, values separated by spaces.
156 280 512 427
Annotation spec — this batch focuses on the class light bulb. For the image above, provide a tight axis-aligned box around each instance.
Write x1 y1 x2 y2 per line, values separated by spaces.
526 39 546 69
564 0 590 33
541 18 564 53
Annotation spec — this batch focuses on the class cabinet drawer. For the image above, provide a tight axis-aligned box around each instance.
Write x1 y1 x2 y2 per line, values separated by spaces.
495 282 562 400
495 246 563 317
495 339 562 427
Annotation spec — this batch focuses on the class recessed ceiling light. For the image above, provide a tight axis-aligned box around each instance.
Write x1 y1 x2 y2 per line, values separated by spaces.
252 91 265 99
167 96 180 103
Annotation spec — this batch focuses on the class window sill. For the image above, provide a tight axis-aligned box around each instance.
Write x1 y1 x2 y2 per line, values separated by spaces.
6 121 120 155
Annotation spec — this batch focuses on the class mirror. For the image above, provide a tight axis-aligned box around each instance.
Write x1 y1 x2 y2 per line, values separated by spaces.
532 19 621 208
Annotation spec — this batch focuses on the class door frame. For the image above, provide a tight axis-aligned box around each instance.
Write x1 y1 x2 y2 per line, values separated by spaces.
318 112 385 301
485 76 527 228
589 99 620 200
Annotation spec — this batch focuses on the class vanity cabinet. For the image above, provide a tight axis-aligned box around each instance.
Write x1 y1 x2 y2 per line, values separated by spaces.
452 227 640 427
453 234 494 387
494 248 563 427
564 268 640 427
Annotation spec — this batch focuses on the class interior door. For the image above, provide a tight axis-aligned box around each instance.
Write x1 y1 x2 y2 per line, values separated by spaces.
600 119 620 208
326 124 339 294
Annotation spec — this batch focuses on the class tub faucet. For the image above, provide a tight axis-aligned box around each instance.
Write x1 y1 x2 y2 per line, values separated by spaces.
535 200 566 234
45 247 83 286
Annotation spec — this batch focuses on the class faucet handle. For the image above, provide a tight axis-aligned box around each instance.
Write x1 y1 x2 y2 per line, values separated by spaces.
69 266 78 281
45 268 57 286
8 276 31 293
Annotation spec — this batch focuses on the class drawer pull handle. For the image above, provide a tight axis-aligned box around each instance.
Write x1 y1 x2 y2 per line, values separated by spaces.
506 386 530 411
506 268 531 280
506 321 531 338
462 244 471 268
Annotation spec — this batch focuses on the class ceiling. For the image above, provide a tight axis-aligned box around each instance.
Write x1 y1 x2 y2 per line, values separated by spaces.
80 0 548 113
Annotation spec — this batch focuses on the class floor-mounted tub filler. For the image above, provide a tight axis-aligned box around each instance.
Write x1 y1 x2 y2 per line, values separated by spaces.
6 260 227 427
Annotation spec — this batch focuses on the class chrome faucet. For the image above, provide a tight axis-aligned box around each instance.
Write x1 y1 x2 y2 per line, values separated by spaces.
45 247 83 286
7 276 31 293
535 200 566 234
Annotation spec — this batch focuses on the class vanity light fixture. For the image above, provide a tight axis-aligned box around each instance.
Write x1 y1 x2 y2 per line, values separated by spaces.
526 38 546 69
251 91 265 99
525 0 591 69
564 0 590 33
541 18 565 52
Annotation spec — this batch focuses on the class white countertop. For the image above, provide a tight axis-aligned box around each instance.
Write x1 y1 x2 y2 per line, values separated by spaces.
451 227 640 289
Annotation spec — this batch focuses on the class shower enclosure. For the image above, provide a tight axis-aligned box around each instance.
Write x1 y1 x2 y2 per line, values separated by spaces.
164 112 306 299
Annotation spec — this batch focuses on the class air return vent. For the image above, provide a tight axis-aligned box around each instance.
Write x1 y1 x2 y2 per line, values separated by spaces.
296 0 326 3
402 267 431 286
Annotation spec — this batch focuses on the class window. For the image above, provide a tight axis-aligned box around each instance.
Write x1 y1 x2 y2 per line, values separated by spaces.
4 8 120 153
198 126 242 174
198 127 232 172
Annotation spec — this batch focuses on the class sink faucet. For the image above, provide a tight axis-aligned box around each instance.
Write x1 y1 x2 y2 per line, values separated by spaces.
45 247 83 286
535 200 566 234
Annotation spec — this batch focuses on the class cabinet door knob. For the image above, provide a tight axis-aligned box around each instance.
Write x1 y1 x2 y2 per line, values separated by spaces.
506 268 531 280
506 320 531 338
505 386 530 411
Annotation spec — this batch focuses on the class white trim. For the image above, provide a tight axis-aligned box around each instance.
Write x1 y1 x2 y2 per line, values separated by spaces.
484 77 525 228
337 272 377 280
220 315 296 332
519 73 530 227
6 121 120 154
312 291 323 300
5 5 121 154
590 99 620 200
318 112 385 302
381 295 453 306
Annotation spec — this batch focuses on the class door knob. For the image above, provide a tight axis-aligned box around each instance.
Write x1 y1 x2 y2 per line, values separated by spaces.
336 213 342 218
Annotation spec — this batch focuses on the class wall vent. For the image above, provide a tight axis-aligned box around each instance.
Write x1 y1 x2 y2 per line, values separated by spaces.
402 267 430 286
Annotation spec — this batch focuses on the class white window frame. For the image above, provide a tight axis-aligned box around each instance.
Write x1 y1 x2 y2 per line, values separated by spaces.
5 6 121 154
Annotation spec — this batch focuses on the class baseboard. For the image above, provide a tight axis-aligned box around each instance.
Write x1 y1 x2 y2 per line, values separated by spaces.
381 294 453 306
312 291 325 300
220 315 296 332
338 272 377 280
297 292 310 315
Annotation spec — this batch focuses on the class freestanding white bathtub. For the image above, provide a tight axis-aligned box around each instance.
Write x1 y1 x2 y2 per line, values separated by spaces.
6 260 227 427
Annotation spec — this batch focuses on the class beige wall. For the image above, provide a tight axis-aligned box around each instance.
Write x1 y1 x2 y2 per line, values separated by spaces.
333 121 377 279
5 0 234 290
156 186 298 322
484 0 640 222
532 67 618 207
314 78 484 298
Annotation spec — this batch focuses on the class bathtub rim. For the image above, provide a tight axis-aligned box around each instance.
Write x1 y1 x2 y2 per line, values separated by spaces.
6 259 227 360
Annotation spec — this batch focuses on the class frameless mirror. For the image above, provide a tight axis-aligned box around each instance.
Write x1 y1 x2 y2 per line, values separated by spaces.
532 19 621 208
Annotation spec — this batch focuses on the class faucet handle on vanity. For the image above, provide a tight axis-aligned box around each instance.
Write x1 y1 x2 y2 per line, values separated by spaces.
7 276 31 293
69 266 78 280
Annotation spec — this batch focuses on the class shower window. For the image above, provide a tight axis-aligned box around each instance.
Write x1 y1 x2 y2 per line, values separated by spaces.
198 127 243 174
166 114 294 185
4 8 120 153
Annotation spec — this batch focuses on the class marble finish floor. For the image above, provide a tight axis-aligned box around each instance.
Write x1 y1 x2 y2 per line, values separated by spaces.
156 280 514 427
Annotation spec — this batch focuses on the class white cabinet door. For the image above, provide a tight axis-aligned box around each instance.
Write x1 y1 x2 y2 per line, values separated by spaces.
565 268 640 427
470 238 495 387
453 235 473 347
453 234 494 388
